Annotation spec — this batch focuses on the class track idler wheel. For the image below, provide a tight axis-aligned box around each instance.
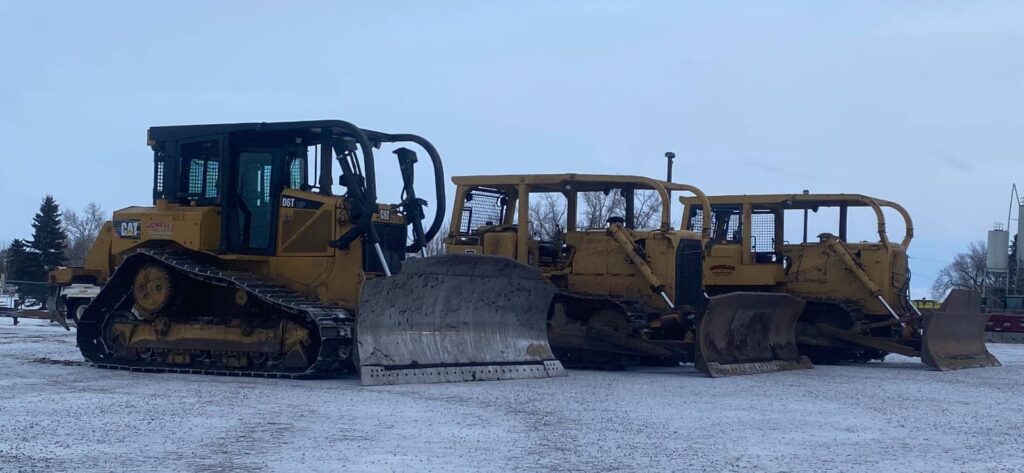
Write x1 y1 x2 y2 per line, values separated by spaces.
103 309 139 360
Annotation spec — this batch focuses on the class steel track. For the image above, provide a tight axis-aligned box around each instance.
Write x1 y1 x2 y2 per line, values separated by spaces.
77 248 353 378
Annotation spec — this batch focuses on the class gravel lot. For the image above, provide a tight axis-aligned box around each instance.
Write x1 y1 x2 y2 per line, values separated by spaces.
1 318 1022 472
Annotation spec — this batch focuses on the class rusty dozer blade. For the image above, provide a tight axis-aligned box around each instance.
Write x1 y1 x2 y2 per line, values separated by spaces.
695 293 813 377
921 289 1001 371
356 254 566 386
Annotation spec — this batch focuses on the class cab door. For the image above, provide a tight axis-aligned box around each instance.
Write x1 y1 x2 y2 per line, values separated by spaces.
223 148 283 254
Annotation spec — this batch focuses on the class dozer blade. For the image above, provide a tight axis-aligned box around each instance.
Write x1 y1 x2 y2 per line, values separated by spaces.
47 294 70 330
921 289 1001 370
356 254 566 386
695 293 813 377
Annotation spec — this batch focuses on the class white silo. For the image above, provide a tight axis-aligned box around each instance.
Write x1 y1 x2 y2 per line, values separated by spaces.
988 229 1009 272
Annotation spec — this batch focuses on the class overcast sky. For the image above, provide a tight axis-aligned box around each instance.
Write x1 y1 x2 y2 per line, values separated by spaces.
1 1 1021 297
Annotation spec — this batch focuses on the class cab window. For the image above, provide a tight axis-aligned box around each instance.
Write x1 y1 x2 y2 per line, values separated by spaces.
286 152 307 190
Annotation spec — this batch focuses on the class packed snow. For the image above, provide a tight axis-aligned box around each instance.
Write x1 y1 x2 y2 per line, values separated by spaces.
1 318 1022 472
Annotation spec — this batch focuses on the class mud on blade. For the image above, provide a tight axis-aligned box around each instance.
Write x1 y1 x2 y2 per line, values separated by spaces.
695 293 812 377
356 254 566 386
922 289 1000 371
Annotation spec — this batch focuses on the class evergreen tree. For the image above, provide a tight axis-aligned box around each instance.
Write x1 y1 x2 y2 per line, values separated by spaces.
0 241 7 278
6 239 45 281
30 195 68 270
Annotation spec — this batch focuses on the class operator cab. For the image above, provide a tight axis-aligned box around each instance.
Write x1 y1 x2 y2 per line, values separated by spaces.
147 121 446 272
448 175 704 269
686 204 781 265
446 174 710 314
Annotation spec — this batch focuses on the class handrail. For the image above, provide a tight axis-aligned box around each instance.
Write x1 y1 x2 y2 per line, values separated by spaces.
870 198 914 248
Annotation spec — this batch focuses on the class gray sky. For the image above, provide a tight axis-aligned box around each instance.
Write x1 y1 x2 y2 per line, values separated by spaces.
1 1 1021 297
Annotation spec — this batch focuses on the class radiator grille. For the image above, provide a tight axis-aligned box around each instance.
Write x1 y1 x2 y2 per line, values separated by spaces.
674 238 704 309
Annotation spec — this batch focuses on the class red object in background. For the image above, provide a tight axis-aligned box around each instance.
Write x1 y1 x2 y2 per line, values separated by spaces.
987 314 1024 333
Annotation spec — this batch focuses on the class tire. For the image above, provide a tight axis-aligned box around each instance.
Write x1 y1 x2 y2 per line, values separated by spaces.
64 299 80 324
64 299 90 324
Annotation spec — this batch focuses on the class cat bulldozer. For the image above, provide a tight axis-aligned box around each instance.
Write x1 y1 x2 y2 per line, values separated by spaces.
679 193 999 370
445 174 811 377
49 120 564 385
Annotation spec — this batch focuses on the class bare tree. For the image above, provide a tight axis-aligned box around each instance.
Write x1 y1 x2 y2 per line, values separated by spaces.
633 190 662 229
579 191 624 230
63 202 106 266
930 241 1002 299
519 189 666 242
578 189 661 230
422 223 450 257
529 193 566 241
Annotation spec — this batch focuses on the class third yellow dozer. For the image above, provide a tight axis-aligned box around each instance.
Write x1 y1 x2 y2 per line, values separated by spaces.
52 120 563 385
679 193 999 370
445 174 811 377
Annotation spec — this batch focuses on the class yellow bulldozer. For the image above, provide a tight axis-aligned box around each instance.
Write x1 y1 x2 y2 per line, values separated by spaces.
679 193 999 370
48 120 565 385
444 174 811 377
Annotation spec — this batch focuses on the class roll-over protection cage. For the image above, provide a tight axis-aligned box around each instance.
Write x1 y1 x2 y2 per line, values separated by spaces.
680 193 914 255
448 173 714 264
146 120 447 256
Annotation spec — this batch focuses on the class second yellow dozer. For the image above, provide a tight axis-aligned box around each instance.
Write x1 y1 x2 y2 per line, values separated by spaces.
679 193 999 370
445 174 811 377
51 120 565 385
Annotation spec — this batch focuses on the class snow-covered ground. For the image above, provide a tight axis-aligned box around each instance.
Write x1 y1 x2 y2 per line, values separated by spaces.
1 319 1022 473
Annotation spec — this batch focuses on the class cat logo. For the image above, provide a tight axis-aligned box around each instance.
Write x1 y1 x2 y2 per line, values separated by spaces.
114 219 141 239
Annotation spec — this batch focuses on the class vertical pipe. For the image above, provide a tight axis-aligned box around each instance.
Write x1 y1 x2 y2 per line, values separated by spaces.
566 189 578 233
742 203 753 264
802 189 809 243
802 210 809 243
665 152 675 182
839 204 848 242
517 184 530 264
451 187 467 236
664 153 675 229
1017 201 1024 295
318 128 333 195
774 207 784 253
624 188 635 229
